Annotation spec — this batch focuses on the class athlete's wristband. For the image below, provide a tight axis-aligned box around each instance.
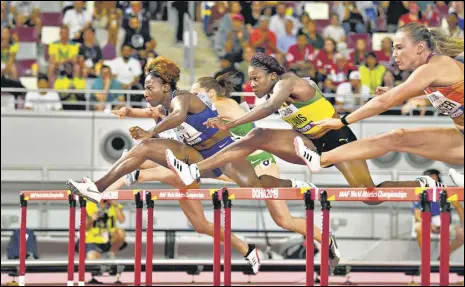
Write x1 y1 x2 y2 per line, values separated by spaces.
341 114 350 126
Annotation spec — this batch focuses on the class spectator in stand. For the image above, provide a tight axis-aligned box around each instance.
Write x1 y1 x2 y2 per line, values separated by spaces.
245 1 263 28
213 53 245 103
9 1 42 36
54 61 86 110
303 20 324 50
331 1 346 24
315 38 337 80
335 71 370 113
25 74 62 112
123 1 150 35
249 16 278 56
208 1 228 35
219 13 249 63
78 27 103 79
123 16 156 57
359 52 386 94
398 2 427 28
375 37 393 67
381 69 397 90
327 53 355 88
217 2 243 50
1 2 9 29
452 1 464 30
62 1 92 42
48 25 80 86
81 200 127 260
285 32 314 77
1 26 18 80
424 4 441 27
435 1 450 20
342 1 366 33
445 13 464 38
323 13 346 43
386 1 409 32
238 45 254 84
375 1 389 32
92 1 123 31
92 65 124 111
269 3 297 37
297 13 311 35
110 44 143 104
350 38 367 67
277 19 296 54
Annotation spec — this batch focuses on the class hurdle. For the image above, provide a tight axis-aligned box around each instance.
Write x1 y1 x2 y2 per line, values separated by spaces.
17 186 464 286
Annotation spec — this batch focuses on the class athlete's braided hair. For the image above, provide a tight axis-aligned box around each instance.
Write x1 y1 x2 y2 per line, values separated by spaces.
250 52 285 75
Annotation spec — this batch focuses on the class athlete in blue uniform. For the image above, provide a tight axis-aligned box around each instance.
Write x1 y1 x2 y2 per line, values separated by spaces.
67 56 265 272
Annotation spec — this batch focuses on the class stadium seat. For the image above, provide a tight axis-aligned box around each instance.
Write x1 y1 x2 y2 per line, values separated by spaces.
17 43 38 60
41 26 60 45
13 27 38 42
40 12 62 27
16 60 36 77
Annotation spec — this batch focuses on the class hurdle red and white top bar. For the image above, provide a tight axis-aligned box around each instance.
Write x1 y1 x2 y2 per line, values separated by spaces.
20 187 464 202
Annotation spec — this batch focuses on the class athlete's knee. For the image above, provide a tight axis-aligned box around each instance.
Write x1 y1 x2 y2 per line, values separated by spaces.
132 139 153 155
386 128 409 151
271 213 295 232
191 220 211 235
237 175 262 188
245 128 266 144
258 175 273 186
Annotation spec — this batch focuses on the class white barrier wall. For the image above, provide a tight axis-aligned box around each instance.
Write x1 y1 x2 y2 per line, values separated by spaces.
1 110 463 185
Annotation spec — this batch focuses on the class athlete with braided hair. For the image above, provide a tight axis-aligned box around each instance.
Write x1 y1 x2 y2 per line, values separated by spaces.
167 52 443 203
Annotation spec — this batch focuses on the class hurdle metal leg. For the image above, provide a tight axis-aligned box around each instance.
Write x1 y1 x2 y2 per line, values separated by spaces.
213 191 222 286
320 190 331 287
19 194 27 287
146 192 155 286
223 189 232 286
78 197 87 286
67 194 76 286
420 191 431 286
134 192 143 286
305 190 315 287
440 190 451 286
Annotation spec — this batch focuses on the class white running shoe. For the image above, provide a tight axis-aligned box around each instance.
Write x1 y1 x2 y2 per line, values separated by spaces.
416 175 446 188
245 245 261 274
449 168 464 187
66 178 102 204
294 137 322 173
166 149 200 186
291 179 317 189
124 169 140 186
328 232 341 268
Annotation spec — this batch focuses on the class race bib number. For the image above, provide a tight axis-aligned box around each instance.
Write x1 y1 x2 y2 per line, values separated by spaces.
427 91 463 117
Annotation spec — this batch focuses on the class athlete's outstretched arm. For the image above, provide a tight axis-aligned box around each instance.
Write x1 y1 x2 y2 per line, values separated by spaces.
207 78 295 130
314 63 439 129
150 92 191 136
113 107 156 119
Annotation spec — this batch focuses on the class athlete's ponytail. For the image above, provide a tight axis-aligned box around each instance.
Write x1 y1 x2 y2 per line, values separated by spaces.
398 22 464 58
